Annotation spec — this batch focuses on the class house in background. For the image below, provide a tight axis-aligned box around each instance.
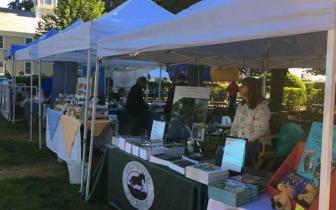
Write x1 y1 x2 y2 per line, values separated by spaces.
0 0 58 77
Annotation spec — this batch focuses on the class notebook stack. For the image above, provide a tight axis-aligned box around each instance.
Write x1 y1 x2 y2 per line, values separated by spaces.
186 163 229 185
230 174 268 196
208 179 258 207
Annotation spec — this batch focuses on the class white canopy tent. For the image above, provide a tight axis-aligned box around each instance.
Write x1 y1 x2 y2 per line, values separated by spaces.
35 0 173 198
13 28 59 148
37 0 173 61
95 0 336 209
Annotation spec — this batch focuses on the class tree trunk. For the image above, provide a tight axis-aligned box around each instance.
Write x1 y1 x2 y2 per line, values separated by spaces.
269 69 287 112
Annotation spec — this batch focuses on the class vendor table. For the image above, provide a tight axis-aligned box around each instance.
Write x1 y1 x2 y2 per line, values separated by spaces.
87 147 209 210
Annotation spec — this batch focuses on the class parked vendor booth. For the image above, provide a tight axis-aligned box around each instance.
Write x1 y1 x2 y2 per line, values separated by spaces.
92 0 336 209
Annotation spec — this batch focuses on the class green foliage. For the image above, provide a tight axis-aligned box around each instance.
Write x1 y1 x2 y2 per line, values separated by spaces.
304 68 325 76
104 0 200 13
284 73 306 89
37 0 105 35
56 0 105 29
156 0 200 14
36 14 60 37
283 87 307 106
7 0 34 11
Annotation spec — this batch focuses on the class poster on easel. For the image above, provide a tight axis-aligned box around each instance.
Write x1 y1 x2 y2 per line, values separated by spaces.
167 86 211 142
76 77 89 97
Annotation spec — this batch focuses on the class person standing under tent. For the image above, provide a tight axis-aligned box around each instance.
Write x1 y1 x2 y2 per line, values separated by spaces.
164 73 187 122
125 77 151 135
227 80 239 118
42 77 53 107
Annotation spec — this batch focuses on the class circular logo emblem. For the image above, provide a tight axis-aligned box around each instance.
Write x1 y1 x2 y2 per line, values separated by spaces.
122 161 154 210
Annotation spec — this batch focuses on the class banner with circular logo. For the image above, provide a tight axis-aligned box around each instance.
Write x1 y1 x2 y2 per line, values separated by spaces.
122 161 154 210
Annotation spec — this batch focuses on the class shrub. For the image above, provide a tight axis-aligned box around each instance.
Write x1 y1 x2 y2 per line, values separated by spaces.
284 73 306 89
283 87 307 106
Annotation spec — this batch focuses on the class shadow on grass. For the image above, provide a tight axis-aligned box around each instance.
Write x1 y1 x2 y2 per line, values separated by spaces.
0 176 112 210
0 139 55 167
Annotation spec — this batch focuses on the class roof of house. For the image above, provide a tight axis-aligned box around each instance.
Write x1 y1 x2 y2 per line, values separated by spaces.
0 8 37 34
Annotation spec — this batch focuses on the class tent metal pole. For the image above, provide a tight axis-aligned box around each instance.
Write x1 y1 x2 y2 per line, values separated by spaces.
158 65 162 99
38 60 42 150
12 57 16 123
85 57 100 200
262 72 267 97
80 49 92 192
30 65 33 143
319 29 336 210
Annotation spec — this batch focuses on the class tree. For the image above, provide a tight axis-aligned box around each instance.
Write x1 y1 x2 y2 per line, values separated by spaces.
8 0 34 11
36 14 60 37
104 0 200 13
37 0 105 36
8 1 21 10
269 69 288 112
304 68 325 75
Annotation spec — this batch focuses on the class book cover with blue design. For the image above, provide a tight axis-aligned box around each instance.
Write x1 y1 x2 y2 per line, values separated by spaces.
297 122 336 185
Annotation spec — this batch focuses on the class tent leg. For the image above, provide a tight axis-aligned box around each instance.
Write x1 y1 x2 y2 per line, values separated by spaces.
262 71 267 97
158 65 162 99
80 49 92 192
30 71 33 143
38 60 42 150
319 29 336 210
85 57 100 200
12 58 16 123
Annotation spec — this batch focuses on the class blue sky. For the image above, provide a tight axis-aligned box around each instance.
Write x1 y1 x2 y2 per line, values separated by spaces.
0 0 12 8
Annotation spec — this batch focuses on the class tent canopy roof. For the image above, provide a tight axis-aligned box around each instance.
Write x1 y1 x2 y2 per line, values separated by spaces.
37 0 173 62
97 0 335 69
15 28 59 61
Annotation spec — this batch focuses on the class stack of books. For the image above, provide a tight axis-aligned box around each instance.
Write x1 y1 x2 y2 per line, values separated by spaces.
208 179 258 207
149 154 195 175
139 144 165 160
186 163 229 185
163 143 184 157
231 174 268 195
182 153 214 164
149 153 180 167
169 159 196 175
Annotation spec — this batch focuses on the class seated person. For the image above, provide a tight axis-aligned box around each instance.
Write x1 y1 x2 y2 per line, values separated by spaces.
125 77 151 135
215 77 271 166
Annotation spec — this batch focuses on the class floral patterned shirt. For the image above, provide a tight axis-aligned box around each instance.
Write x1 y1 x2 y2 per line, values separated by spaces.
230 101 271 142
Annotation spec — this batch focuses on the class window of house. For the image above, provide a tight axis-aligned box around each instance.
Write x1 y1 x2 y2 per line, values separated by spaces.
45 0 53 5
0 36 3 49
25 62 32 75
25 38 33 44
0 61 4 75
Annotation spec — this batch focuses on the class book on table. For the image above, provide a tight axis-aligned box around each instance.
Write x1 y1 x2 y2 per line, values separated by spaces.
182 153 214 164
186 163 229 185
297 122 336 186
169 159 196 175
208 179 258 207
231 174 268 196
149 153 181 167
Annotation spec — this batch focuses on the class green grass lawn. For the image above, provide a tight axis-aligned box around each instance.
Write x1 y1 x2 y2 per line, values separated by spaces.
0 116 113 210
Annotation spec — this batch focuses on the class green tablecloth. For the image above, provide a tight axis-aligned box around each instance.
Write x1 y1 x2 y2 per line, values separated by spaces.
87 147 208 210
